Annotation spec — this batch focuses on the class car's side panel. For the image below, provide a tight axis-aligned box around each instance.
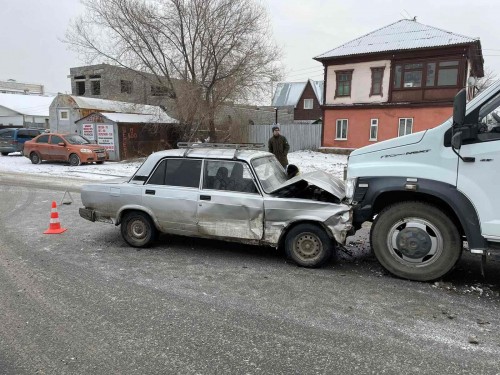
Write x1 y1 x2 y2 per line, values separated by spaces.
141 185 199 234
197 190 264 240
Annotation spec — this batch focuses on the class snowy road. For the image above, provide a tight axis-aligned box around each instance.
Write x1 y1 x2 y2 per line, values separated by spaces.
1 169 500 373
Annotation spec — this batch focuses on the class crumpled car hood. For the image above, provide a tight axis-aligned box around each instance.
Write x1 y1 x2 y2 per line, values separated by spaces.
269 170 345 199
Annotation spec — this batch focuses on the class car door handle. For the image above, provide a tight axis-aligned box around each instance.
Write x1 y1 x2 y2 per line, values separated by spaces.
200 195 211 201
145 189 156 195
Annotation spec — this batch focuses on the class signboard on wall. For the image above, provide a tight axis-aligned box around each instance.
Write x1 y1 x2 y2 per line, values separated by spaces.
96 124 115 151
82 123 95 141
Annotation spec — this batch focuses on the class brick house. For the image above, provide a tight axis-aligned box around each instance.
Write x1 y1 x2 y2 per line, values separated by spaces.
314 19 484 149
271 79 323 122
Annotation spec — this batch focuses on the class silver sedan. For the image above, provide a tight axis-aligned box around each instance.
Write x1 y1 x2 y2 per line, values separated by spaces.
79 144 352 268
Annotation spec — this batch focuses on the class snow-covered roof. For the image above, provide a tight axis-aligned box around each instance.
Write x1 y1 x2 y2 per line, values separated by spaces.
69 95 162 115
272 79 323 107
0 93 55 116
100 112 178 124
315 19 480 60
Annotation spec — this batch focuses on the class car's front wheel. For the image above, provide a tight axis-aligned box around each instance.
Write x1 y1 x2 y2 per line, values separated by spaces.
30 152 41 164
284 223 333 267
121 211 157 248
1 152 8 156
69 153 81 166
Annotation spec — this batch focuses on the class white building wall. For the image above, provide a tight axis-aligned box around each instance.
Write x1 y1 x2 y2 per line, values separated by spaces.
325 60 391 105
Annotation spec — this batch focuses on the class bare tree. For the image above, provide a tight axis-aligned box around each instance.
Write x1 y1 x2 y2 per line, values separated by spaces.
474 67 497 94
65 0 282 141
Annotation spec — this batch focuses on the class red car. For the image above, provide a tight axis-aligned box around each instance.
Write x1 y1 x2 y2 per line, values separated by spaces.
24 133 109 166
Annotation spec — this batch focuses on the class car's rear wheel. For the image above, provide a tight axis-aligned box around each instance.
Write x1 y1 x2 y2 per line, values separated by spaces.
69 153 81 166
284 223 333 267
96 161 104 164
30 152 41 164
1 152 8 156
121 211 157 248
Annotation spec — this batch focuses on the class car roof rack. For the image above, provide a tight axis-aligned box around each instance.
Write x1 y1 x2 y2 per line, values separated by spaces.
177 142 266 158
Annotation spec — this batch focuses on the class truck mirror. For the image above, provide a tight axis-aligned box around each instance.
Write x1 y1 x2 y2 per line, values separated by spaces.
451 131 462 150
453 89 466 127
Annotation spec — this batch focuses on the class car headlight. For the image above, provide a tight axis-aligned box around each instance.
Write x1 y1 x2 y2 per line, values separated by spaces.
80 148 93 153
345 177 357 200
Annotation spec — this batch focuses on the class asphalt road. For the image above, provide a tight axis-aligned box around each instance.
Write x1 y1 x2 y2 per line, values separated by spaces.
1 173 500 374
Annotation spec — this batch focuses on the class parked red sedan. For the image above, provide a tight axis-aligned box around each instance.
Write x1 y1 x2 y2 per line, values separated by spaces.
24 133 109 166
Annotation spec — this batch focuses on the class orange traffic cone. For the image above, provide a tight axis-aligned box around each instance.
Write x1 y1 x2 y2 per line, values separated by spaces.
44 201 67 234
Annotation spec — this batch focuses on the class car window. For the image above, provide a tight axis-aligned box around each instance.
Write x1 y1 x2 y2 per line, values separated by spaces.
147 158 202 188
203 160 258 194
251 156 288 193
65 135 91 145
17 130 32 139
36 135 50 143
50 135 64 144
0 130 14 139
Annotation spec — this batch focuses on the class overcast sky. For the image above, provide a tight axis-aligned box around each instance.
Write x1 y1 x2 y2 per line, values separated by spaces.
2 0 500 97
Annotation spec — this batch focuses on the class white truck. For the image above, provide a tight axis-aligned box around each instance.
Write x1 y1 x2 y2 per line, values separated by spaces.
345 80 500 281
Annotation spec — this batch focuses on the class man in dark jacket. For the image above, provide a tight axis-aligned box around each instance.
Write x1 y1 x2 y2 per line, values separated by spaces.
268 126 290 167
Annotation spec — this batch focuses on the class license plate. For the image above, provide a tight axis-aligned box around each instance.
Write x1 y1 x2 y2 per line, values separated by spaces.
96 153 105 157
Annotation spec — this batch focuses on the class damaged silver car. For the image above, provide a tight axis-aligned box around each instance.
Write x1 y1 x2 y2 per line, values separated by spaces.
79 143 352 267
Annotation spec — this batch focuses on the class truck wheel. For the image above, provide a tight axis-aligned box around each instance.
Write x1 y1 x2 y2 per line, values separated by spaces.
285 223 333 267
121 211 157 248
371 201 462 281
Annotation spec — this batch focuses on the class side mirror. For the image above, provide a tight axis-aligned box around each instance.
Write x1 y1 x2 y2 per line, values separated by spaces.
453 89 466 127
451 131 462 150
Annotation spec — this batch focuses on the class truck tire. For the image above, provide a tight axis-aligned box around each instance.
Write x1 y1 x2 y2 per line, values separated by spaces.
370 201 462 281
121 211 157 248
285 223 333 267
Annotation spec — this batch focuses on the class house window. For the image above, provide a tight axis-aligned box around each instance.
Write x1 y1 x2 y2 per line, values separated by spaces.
335 70 353 97
59 110 69 120
76 81 85 95
370 68 384 96
303 99 313 109
151 85 174 97
393 60 460 89
398 118 413 136
121 80 133 94
91 80 101 95
336 119 348 140
370 119 378 141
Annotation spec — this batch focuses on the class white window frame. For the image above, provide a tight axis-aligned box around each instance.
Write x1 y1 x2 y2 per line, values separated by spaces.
303 99 313 109
369 119 378 141
59 110 69 120
336 119 348 140
398 118 413 137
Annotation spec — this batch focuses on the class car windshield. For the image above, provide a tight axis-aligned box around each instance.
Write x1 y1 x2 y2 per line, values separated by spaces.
251 156 288 193
65 135 91 145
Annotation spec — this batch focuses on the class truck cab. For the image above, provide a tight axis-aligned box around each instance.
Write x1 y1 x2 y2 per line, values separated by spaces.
345 80 500 281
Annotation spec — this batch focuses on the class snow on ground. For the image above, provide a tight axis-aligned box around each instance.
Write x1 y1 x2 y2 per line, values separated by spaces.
0 150 348 181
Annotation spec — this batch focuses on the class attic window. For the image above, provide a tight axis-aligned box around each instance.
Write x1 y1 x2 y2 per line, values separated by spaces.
393 60 460 89
304 99 313 109
335 70 353 97
370 67 384 96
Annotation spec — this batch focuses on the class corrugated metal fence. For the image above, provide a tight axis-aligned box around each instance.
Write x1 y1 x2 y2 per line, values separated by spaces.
247 123 322 152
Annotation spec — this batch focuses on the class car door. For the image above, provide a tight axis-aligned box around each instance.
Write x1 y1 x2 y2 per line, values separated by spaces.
197 160 264 240
142 157 202 235
33 134 51 160
48 135 68 161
